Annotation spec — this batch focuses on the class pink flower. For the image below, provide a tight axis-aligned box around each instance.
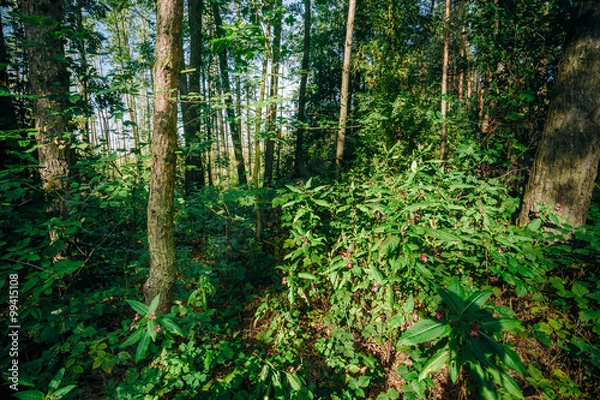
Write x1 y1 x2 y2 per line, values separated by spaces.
412 312 419 322
134 313 140 322
419 254 428 263
435 311 444 322
372 282 380 293
469 330 480 339
497 247 502 255
282 277 287 285
156 325 162 333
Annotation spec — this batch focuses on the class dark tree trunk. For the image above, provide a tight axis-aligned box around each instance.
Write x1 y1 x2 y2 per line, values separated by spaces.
144 0 183 312
518 2 600 228
183 0 205 193
264 0 283 187
294 0 311 177
22 0 75 206
212 0 247 185
335 0 356 175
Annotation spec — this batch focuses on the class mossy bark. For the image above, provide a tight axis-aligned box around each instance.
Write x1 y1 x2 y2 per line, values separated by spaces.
518 2 600 228
22 0 75 203
144 0 183 312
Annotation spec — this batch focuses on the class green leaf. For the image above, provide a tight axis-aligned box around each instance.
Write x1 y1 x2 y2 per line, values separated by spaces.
449 358 460 383
122 326 145 347
462 290 492 314
527 218 542 231
13 391 45 400
135 331 151 363
419 349 449 380
284 371 303 391
297 272 317 280
147 318 157 341
436 285 463 314
488 368 524 399
148 294 161 314
160 317 184 336
53 385 78 398
49 367 65 391
481 318 521 333
125 299 149 315
398 319 451 346
420 227 462 243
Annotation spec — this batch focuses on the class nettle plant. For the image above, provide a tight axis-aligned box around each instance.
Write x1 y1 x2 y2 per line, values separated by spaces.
122 295 184 362
398 279 526 399
272 147 541 397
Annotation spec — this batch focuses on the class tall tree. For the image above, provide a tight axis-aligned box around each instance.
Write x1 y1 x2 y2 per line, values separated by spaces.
335 0 356 174
183 0 206 192
518 1 600 227
144 0 183 311
294 0 311 176
212 0 247 185
22 0 75 211
264 0 283 187
440 0 451 160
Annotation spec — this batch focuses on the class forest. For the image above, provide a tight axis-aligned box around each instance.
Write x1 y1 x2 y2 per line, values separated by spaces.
1 0 599 398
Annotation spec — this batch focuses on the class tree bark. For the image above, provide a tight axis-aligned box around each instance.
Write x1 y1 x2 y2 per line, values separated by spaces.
294 0 311 176
518 1 600 228
183 0 205 193
335 0 356 174
22 0 75 205
264 0 283 187
440 0 451 160
144 0 183 312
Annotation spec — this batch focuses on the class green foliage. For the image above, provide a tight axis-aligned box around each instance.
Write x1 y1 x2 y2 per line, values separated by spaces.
13 368 76 400
398 279 525 399
122 294 184 363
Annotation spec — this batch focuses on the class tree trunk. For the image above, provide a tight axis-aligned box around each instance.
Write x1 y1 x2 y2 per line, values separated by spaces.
264 0 282 187
212 0 247 185
144 0 183 312
335 0 356 174
517 2 600 228
22 0 75 206
440 0 451 160
294 0 311 176
183 0 205 193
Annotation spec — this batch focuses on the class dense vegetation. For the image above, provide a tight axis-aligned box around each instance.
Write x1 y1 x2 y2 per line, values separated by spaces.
1 0 599 399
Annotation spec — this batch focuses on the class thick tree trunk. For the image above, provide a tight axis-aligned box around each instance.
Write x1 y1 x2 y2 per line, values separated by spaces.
144 0 183 312
294 0 311 176
335 0 356 174
22 0 75 205
518 2 600 228
212 1 247 185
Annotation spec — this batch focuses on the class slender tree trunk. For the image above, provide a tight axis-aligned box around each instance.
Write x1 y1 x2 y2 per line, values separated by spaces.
212 0 247 185
440 0 451 160
0 13 18 169
144 0 183 312
295 0 311 176
22 0 75 212
264 0 283 187
183 0 205 193
335 0 356 174
518 2 600 228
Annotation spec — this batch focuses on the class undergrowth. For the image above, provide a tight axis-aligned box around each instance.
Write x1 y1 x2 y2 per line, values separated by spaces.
1 140 599 399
